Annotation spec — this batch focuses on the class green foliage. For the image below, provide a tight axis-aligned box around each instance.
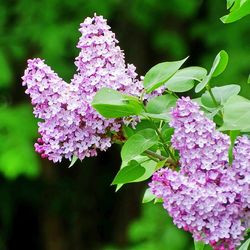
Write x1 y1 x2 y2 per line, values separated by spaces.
0 50 12 88
194 241 212 250
143 57 188 93
238 238 250 250
145 94 177 121
112 160 146 185
165 67 207 93
142 188 155 203
1 0 250 248
194 241 205 250
220 95 250 132
201 84 241 108
228 130 240 165
92 88 143 118
126 203 193 250
68 155 78 168
195 50 229 93
0 105 40 179
121 129 158 163
113 158 157 185
221 0 250 23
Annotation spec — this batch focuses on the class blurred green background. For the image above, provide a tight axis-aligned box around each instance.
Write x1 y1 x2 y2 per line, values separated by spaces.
0 0 249 249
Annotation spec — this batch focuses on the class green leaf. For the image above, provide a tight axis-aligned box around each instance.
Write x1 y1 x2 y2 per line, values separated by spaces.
161 126 174 142
145 94 177 121
211 50 229 77
155 159 167 170
220 95 250 132
92 87 143 118
121 129 158 163
194 241 205 250
221 0 250 23
195 51 229 93
248 74 250 84
195 76 210 93
201 84 241 108
143 57 188 93
227 0 236 9
238 238 250 250
115 156 157 189
154 198 163 204
228 130 240 165
112 160 145 185
135 159 157 182
142 188 155 203
69 155 78 168
165 66 207 92
123 126 135 138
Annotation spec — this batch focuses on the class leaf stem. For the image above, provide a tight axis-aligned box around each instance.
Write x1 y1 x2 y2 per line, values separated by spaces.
207 86 223 117
145 150 178 168
144 150 166 161
147 117 177 162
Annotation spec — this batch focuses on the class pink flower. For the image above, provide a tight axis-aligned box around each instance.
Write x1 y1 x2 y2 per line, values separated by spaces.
22 15 143 162
150 97 250 250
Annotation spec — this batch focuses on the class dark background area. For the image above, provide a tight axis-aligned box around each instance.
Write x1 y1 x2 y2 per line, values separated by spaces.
0 0 249 249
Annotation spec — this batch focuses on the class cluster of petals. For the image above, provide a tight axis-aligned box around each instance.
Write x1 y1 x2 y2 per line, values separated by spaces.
22 15 143 162
150 97 250 250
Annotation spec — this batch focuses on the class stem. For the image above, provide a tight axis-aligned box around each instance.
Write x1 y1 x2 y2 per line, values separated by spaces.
145 150 178 168
153 122 177 161
207 86 223 117
207 88 218 107
145 150 166 161
166 90 179 99
139 89 146 102
143 113 177 162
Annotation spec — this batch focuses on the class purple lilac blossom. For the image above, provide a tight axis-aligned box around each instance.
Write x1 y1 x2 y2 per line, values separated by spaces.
150 97 250 250
22 15 143 162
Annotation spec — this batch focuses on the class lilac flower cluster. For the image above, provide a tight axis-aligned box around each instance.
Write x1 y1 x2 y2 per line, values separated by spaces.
22 15 143 162
150 97 250 250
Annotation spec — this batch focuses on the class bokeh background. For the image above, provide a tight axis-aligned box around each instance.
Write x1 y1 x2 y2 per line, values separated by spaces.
0 0 250 249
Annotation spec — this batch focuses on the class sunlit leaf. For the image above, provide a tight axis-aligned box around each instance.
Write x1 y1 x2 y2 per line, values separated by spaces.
92 87 143 118
238 238 250 250
195 51 229 93
143 57 188 93
121 129 158 163
165 66 207 92
220 95 250 132
201 84 241 108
